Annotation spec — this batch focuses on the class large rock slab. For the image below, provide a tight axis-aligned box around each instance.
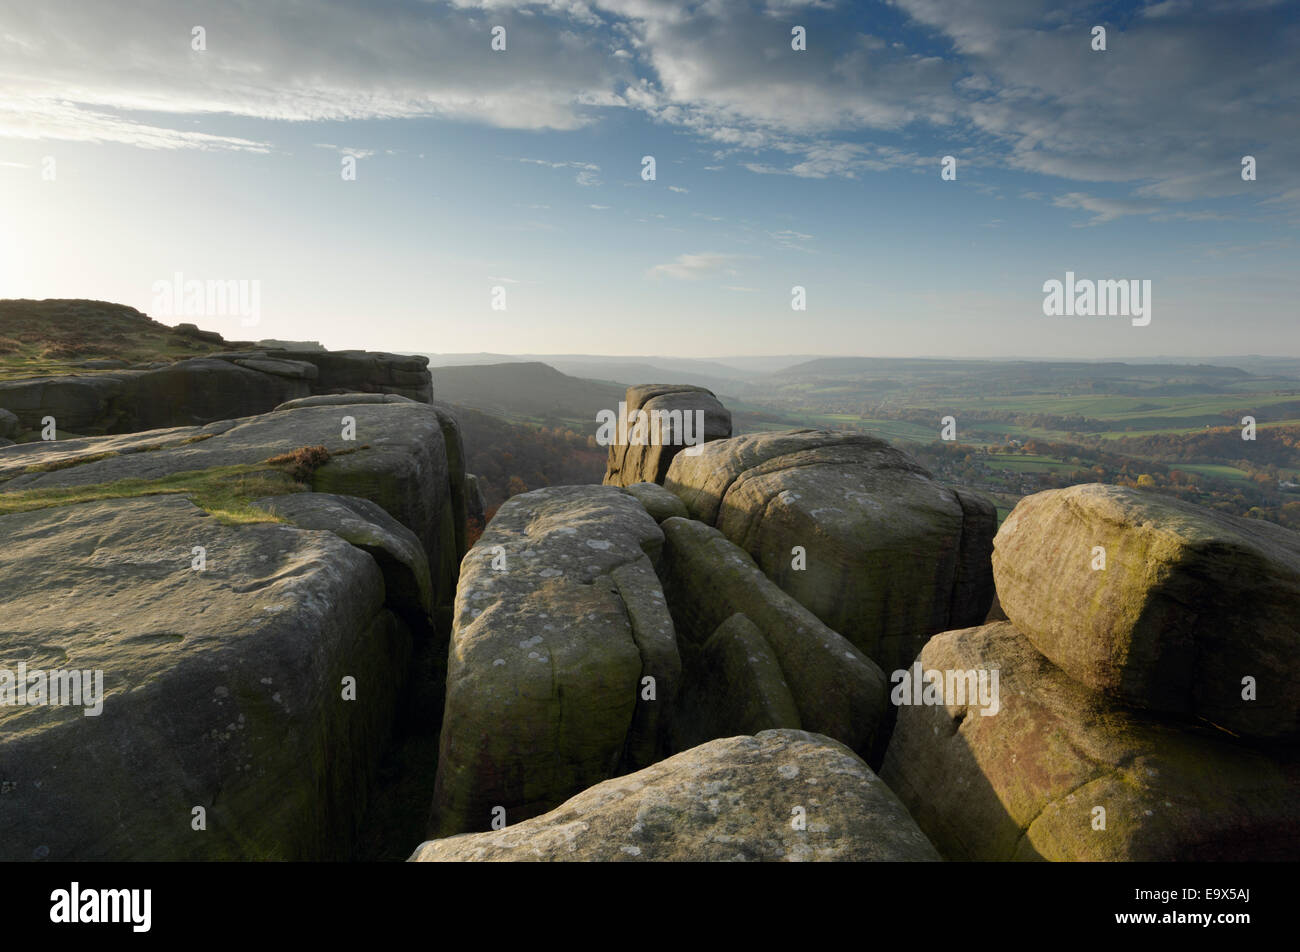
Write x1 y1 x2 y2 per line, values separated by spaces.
880 622 1300 861
603 385 731 487
665 428 995 672
993 484 1300 739
0 495 411 860
411 730 939 862
429 486 679 837
0 401 465 620
658 516 888 759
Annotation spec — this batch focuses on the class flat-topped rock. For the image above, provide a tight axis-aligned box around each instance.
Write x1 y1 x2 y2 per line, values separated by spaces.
993 484 1300 739
0 401 465 619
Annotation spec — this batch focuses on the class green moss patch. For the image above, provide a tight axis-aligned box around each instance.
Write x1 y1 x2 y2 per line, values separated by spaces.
0 463 307 524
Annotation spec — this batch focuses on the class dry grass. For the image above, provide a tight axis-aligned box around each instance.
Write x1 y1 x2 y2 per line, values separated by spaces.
265 445 332 482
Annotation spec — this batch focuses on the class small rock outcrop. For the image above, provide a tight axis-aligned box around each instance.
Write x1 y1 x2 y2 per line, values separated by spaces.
411 730 941 862
664 428 996 672
602 385 731 487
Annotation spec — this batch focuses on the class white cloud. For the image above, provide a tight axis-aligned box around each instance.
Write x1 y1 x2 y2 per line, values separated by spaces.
648 252 746 279
1051 192 1160 226
315 143 376 159
514 157 604 187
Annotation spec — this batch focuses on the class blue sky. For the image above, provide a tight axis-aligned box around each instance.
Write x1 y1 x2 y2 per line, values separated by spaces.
1 0 1297 358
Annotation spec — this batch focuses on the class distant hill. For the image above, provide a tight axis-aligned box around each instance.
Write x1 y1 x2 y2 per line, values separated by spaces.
543 360 739 397
774 357 1254 379
431 361 626 427
416 352 758 392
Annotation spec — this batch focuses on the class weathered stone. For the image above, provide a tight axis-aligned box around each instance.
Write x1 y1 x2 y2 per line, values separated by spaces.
233 357 320 380
880 622 1300 861
0 495 410 860
251 493 433 628
658 516 888 759
274 393 418 412
0 350 432 434
429 486 676 837
0 408 18 439
603 384 731 487
465 473 487 529
665 428 995 672
624 481 689 522
993 484 1300 739
411 730 941 862
673 613 802 752
0 402 464 619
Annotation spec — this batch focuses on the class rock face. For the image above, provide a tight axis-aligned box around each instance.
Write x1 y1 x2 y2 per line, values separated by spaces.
0 495 411 860
429 486 679 837
602 385 731 487
464 474 487 530
673 613 802 751
0 398 466 622
881 622 1300 861
0 408 18 439
992 484 1300 739
658 516 888 759
0 349 433 435
411 730 940 862
665 428 996 672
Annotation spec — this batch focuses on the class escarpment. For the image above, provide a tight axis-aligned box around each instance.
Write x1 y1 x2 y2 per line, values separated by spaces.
0 338 433 437
4 359 1296 863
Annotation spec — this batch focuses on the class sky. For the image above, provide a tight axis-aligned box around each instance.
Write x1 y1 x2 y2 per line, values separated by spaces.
0 0 1297 359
